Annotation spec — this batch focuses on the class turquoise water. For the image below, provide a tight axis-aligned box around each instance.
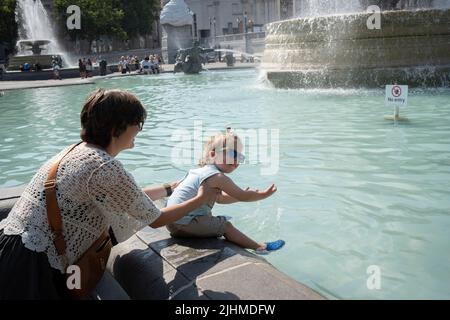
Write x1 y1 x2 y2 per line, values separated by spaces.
1 69 449 299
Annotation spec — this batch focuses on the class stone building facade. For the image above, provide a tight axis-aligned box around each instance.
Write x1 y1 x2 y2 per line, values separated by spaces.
161 0 294 44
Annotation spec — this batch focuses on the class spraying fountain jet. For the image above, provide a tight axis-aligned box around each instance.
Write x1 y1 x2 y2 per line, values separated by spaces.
8 39 61 71
7 0 71 71
262 1 450 88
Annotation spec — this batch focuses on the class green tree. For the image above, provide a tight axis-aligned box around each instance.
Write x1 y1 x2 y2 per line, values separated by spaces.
53 0 126 52
119 0 159 38
0 0 18 52
53 0 159 52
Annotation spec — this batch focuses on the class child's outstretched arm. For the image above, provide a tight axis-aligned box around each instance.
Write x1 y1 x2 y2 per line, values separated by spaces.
217 188 250 204
208 174 277 202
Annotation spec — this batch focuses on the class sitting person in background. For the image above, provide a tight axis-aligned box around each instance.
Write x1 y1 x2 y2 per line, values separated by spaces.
126 56 132 73
134 56 140 71
118 56 127 74
155 54 163 72
22 62 30 72
140 56 153 74
52 61 61 80
150 55 160 74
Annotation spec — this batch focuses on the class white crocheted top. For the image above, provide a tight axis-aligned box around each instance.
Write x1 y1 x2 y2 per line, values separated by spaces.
0 143 161 273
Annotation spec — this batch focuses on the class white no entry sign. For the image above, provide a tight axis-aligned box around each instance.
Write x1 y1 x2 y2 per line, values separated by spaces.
385 85 408 107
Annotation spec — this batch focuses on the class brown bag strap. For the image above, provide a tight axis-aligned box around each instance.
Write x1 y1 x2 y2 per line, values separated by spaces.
44 142 82 258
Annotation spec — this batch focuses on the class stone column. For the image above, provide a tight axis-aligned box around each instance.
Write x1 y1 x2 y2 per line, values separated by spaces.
160 0 194 64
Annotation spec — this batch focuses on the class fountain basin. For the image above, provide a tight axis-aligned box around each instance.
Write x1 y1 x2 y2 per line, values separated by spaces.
7 55 57 71
7 40 62 71
17 40 52 55
262 9 450 88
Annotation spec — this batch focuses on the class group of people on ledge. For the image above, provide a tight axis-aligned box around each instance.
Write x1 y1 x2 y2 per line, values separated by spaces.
118 54 162 75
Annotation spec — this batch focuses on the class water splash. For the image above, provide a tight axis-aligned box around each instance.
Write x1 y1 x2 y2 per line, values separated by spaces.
15 0 74 66
262 7 450 88
293 0 450 18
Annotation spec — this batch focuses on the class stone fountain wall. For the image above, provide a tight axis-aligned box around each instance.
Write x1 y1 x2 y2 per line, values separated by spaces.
262 9 450 88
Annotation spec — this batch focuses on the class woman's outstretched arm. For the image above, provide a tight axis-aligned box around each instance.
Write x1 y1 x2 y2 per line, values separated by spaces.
149 185 219 228
143 181 180 201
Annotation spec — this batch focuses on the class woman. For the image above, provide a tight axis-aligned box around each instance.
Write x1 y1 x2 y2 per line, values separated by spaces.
0 89 217 299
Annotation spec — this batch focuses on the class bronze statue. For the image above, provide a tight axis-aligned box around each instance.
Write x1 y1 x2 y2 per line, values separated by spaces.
173 41 214 74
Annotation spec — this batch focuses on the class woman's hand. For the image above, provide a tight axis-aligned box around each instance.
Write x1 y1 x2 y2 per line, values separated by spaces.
151 185 220 228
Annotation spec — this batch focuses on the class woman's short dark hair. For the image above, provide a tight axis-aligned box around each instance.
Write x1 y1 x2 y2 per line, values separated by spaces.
80 89 147 148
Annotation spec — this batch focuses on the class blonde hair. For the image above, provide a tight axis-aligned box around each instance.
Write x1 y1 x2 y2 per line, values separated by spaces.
199 131 243 166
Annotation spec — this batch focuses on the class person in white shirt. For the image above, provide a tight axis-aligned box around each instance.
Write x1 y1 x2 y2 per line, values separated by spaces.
140 56 153 74
52 61 61 80
150 55 160 74
0 89 218 299
118 56 127 74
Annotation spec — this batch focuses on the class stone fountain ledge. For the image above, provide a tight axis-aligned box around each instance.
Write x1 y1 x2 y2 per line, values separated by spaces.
0 77 96 91
263 8 450 88
107 226 324 300
0 62 258 91
0 186 323 300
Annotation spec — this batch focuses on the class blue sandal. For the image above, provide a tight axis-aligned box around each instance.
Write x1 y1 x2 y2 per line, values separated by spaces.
266 240 285 251
255 240 285 254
